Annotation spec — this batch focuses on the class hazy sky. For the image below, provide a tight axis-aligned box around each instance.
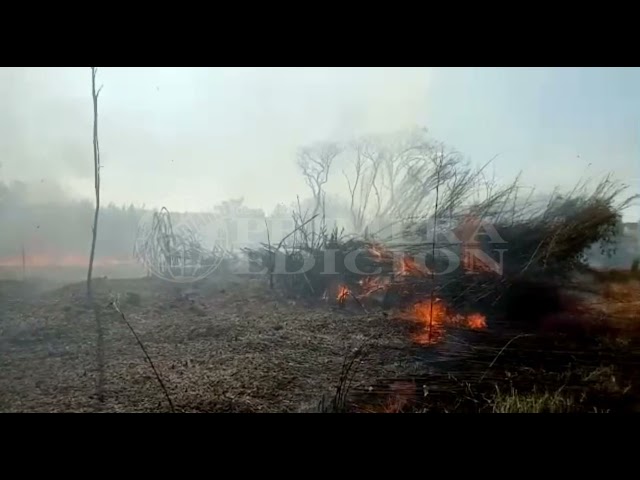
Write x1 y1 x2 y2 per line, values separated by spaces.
1 67 638 219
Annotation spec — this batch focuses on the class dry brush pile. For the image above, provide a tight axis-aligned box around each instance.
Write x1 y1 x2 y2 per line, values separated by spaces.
245 127 639 343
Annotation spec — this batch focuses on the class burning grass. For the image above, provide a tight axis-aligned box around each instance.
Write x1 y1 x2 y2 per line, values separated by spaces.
246 172 638 342
261 173 640 412
398 298 487 345
2 264 640 413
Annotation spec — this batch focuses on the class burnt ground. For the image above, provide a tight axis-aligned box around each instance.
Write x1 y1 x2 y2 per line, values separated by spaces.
1 271 640 413
0 275 433 412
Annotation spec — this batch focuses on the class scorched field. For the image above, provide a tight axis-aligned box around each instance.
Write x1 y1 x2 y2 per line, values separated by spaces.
2 266 640 413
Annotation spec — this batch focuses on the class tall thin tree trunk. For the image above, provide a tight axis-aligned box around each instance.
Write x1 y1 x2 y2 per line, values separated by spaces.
87 67 102 297
87 67 105 406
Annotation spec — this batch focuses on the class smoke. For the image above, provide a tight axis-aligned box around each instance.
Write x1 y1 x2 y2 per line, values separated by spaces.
0 67 433 209
1 67 638 278
0 68 93 184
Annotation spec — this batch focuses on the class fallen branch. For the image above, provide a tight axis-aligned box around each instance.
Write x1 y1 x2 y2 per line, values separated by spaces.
110 297 175 413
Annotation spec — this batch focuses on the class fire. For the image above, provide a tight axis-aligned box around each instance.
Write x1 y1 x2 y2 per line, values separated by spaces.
368 243 392 261
455 215 500 274
410 299 449 344
337 284 350 306
397 255 430 277
466 313 488 329
358 243 488 344
358 276 390 297
404 298 487 345
367 244 430 278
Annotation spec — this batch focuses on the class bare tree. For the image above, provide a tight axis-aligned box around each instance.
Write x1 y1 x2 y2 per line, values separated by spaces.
293 127 504 242
343 136 383 233
87 67 103 297
297 141 342 241
297 141 342 219
336 126 513 246
342 128 459 232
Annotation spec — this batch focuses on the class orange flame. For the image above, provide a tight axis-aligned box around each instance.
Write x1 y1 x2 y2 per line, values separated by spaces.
466 313 488 329
455 215 500 274
368 244 390 260
397 255 431 277
368 244 431 277
337 284 350 306
410 299 448 344
404 298 487 345
358 276 390 297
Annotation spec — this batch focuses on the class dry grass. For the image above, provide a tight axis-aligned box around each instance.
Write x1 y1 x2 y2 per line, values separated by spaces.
2 261 640 413
491 387 575 413
0 276 429 413
585 277 640 332
489 364 630 413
